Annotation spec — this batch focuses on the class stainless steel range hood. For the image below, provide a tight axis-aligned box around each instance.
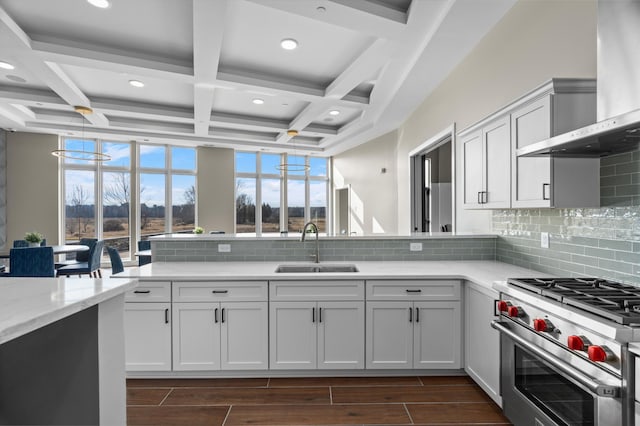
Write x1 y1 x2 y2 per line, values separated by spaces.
518 0 640 158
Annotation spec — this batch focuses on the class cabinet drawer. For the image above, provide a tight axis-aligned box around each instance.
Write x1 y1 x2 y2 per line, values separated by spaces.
173 281 268 302
366 280 460 301
125 281 171 302
270 280 365 301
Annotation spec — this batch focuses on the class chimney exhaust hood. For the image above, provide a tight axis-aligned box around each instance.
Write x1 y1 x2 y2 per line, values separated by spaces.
518 0 640 158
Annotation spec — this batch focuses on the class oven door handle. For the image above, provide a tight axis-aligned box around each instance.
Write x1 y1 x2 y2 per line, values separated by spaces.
491 320 620 398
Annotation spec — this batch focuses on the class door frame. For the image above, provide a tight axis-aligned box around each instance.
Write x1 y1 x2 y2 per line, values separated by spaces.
408 124 456 233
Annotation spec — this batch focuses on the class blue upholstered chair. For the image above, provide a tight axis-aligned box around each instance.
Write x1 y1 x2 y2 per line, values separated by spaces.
107 247 124 275
137 240 151 266
0 247 55 277
55 237 96 269
56 240 105 278
13 239 47 248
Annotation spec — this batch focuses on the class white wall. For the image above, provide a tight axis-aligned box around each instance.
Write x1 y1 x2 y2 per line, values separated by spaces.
396 0 597 233
333 130 398 235
6 132 60 246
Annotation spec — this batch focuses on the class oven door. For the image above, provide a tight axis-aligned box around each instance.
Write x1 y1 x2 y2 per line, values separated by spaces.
492 320 622 426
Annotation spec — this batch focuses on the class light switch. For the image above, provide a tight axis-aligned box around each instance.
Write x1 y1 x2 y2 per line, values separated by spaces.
410 242 423 252
218 244 231 253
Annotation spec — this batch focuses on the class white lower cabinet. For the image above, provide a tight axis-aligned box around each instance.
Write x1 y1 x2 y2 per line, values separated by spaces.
269 280 365 370
464 281 501 405
171 281 269 371
172 301 268 371
366 301 461 369
270 301 365 369
124 282 172 371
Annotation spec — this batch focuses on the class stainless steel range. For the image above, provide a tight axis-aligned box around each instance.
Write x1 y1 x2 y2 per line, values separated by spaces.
492 277 640 426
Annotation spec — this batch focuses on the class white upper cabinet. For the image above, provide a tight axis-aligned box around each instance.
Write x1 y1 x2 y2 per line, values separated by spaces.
460 78 598 210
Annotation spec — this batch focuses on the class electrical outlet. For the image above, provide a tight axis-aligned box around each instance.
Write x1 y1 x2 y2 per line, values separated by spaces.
410 242 423 252
540 232 549 249
218 244 231 253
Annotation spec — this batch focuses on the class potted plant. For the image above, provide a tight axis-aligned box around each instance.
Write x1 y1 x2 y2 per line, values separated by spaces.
193 226 204 234
24 231 44 247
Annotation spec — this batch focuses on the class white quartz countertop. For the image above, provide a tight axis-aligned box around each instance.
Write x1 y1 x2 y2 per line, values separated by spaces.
0 277 137 345
149 232 498 242
115 260 544 290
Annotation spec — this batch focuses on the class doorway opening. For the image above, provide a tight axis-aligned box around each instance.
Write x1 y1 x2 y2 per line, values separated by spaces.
410 126 455 233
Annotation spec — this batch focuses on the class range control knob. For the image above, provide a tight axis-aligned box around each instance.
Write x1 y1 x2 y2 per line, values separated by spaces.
588 345 613 362
496 300 512 312
567 335 591 351
507 306 525 318
533 318 554 332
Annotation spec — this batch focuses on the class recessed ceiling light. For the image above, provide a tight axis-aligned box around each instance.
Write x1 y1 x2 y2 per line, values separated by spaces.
317 6 326 12
129 79 145 88
0 61 15 70
87 0 110 8
329 110 340 116
287 129 299 137
252 98 265 105
280 38 298 50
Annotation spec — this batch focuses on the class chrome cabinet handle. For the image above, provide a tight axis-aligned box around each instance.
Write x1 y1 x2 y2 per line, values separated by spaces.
542 183 550 200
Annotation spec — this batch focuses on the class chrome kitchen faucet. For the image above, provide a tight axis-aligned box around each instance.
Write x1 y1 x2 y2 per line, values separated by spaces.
301 222 320 263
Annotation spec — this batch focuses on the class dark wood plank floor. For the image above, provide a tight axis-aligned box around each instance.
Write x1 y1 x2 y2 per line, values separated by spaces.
127 376 512 425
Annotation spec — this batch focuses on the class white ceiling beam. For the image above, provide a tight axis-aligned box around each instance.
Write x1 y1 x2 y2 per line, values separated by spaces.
0 105 26 128
89 97 193 122
330 0 407 23
193 0 228 135
32 39 194 83
246 0 404 38
0 86 66 107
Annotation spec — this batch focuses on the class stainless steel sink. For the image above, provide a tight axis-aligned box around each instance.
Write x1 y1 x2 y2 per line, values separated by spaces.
275 264 359 273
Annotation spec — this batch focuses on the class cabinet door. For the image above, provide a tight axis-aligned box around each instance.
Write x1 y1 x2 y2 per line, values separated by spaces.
511 97 552 208
483 116 511 208
465 283 501 406
317 301 364 369
365 301 413 369
413 301 461 369
124 303 171 371
221 302 268 370
269 301 317 369
172 302 220 371
461 130 484 208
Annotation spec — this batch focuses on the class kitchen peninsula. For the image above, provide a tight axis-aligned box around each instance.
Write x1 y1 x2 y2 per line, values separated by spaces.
0 277 137 425
117 233 546 406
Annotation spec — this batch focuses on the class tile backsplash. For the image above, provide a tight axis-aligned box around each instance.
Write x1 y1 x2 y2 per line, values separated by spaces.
493 149 640 285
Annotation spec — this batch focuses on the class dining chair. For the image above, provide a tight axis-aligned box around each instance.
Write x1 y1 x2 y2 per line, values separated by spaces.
137 240 151 266
55 237 97 269
0 247 55 277
13 239 47 248
56 240 105 278
107 247 124 275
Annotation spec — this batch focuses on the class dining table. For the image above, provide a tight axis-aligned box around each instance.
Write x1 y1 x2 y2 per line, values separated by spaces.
0 244 89 259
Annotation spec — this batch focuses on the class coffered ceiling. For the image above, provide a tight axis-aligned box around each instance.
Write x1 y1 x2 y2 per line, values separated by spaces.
0 0 515 156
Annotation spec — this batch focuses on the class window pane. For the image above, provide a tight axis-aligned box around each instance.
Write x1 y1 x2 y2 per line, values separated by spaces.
236 178 256 233
261 153 281 175
236 152 256 174
65 170 95 242
140 145 166 168
172 175 196 232
140 173 166 237
103 172 131 258
172 147 196 170
309 157 327 177
286 155 306 176
62 138 98 165
287 179 305 232
310 181 327 233
103 142 131 168
261 178 280 234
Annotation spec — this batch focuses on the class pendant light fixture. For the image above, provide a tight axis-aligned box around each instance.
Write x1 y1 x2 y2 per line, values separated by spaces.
277 129 310 172
52 106 111 162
